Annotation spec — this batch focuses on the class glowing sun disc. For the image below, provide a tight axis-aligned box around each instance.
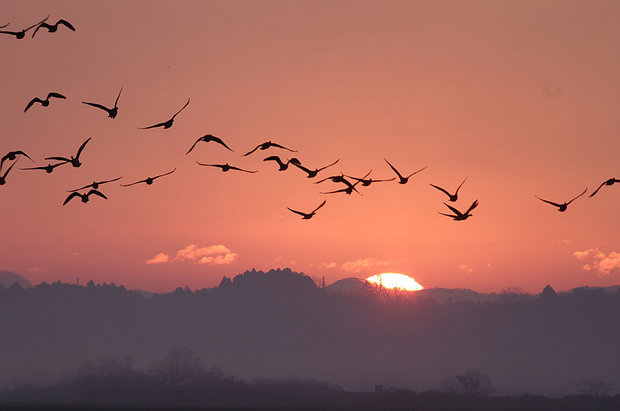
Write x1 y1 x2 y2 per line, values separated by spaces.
366 273 424 291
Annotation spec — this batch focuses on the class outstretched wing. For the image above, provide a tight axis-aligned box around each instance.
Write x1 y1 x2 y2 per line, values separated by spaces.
454 177 467 195
13 151 33 161
120 179 146 187
100 176 122 184
208 135 233 151
406 165 428 179
1 160 17 178
153 168 177 179
75 137 91 159
87 189 107 200
186 137 202 154
567 187 587 205
263 156 284 166
443 202 464 217
535 195 561 208
58 19 76 31
384 159 404 179
24 97 43 112
63 192 81 206
83 101 111 112
269 142 297 152
139 122 166 129
439 212 456 219
589 181 606 198
229 166 257 173
48 92 66 100
430 184 451 198
242 144 261 157
311 200 327 214
287 207 307 217
27 15 50 34
195 161 219 168
465 199 479 215
45 156 71 162
171 98 190 119
290 161 313 175
317 159 340 172
114 86 123 107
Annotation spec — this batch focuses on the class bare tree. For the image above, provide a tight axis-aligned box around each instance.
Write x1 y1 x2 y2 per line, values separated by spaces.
442 370 494 397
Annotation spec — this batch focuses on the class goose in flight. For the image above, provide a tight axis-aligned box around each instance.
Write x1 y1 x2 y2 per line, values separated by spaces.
32 18 75 37
287 200 326 220
0 161 17 185
291 159 340 178
186 134 233 154
263 156 298 171
195 162 257 173
63 189 107 206
24 92 66 112
535 188 587 212
139 98 189 130
385 159 427 184
21 162 65 174
121 169 176 187
314 173 349 185
1 151 32 171
430 178 467 202
45 137 91 168
68 177 122 192
589 178 619 198
243 141 297 157
440 200 479 221
0 15 48 39
344 170 394 186
320 171 369 195
82 87 122 119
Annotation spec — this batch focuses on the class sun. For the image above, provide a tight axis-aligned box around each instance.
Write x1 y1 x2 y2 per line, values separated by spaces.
366 273 424 291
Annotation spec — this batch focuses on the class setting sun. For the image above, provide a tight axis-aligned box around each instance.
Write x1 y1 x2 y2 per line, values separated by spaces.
366 273 424 291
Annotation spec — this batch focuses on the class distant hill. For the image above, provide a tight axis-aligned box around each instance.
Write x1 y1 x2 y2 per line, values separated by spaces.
0 271 32 288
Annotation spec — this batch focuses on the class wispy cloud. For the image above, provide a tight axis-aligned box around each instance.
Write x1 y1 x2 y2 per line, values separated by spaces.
574 248 620 276
459 264 473 274
146 244 238 265
341 258 396 273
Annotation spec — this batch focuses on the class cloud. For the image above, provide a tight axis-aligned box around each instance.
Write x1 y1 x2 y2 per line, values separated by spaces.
318 262 338 269
341 258 395 273
146 253 170 264
147 244 237 265
28 266 44 272
459 264 473 274
573 249 620 276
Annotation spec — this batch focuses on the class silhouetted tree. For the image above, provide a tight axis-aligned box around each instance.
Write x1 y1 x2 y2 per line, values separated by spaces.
149 347 204 387
577 379 614 396
442 370 494 397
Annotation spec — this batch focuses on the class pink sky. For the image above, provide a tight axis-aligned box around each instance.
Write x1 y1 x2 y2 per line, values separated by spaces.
1 0 619 292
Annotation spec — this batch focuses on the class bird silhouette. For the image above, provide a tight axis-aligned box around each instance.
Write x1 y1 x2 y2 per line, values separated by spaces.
82 87 122 119
195 162 257 173
63 189 107 206
263 156 298 171
0 23 9 29
440 200 479 221
45 137 91 168
121 169 176 187
139 98 190 130
314 173 349 184
1 151 32 171
243 141 297 157
24 92 66 112
0 161 17 185
21 162 65 174
430 178 467 202
535 188 587 212
291 159 340 178
68 177 122 192
186 134 233 154
344 170 395 186
32 18 75 37
0 15 48 39
385 159 427 184
320 171 369 195
589 178 619 198
287 200 327 220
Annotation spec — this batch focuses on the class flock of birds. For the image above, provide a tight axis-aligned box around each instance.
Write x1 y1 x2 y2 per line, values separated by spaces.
2 16 619 220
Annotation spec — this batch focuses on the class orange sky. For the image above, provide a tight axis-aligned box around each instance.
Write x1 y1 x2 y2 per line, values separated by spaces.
2 0 619 293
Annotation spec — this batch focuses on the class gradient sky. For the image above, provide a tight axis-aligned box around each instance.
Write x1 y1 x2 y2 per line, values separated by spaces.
2 0 619 293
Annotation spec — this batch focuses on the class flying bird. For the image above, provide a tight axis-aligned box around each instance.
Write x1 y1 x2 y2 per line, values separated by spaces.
0 23 9 29
45 137 91 168
440 200 479 221
589 178 620 198
195 162 257 173
287 200 327 220
139 98 190 130
63 189 107 206
24 92 66 112
291 159 340 178
121 169 176 187
82 87 122 119
243 141 297 157
314 173 349 185
0 161 17 185
385 159 427 184
344 170 395 186
430 178 467 202
186 134 233 154
535 188 587 212
21 162 65 174
263 156 298 171
1 151 32 171
0 15 48 39
32 18 76 37
320 171 369 195
68 176 122 192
